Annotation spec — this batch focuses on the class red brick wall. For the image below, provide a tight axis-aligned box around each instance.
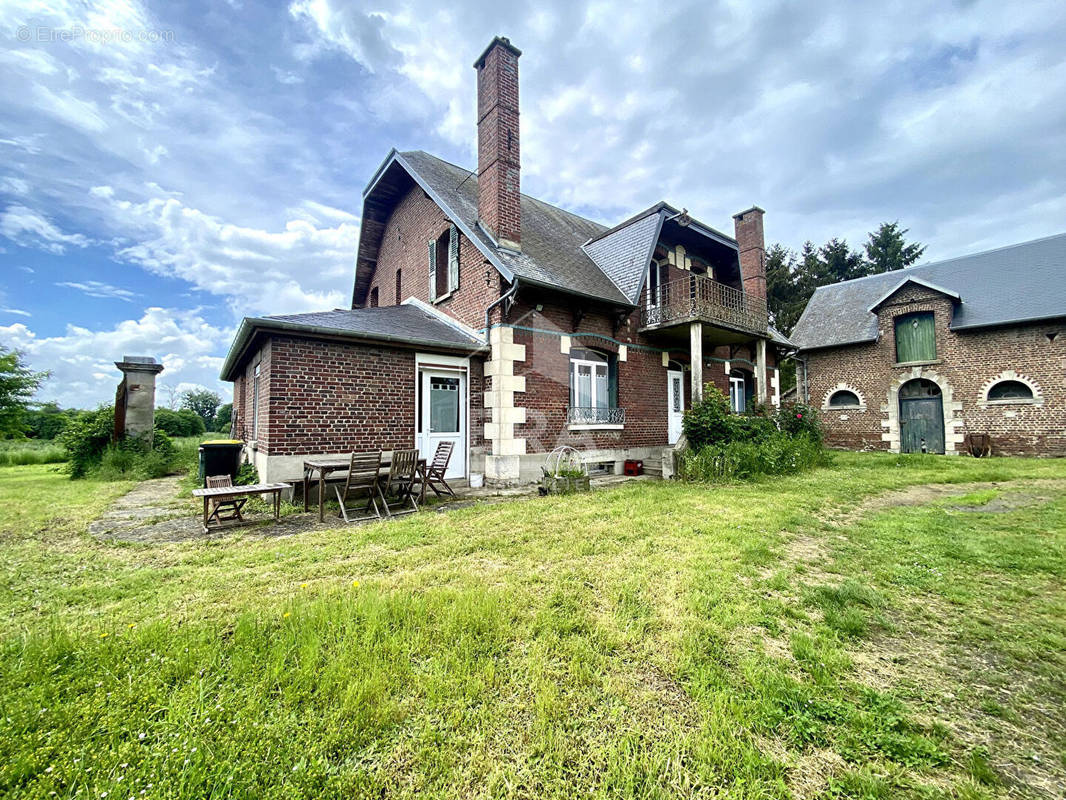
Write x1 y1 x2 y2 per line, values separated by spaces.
365 184 501 330
233 338 272 448
806 284 1066 455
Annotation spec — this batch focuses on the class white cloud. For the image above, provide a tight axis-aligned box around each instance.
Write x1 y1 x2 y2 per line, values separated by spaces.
56 280 140 302
0 205 92 254
0 308 31 317
0 307 232 409
100 189 357 315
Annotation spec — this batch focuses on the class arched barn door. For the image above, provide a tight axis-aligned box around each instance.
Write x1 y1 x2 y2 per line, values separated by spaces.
899 379 944 454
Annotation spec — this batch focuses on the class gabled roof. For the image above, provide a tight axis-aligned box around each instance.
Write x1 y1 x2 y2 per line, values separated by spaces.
791 232 1066 351
354 150 629 307
867 276 960 312
220 304 485 381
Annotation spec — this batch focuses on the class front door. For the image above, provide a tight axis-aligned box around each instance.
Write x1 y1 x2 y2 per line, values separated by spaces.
418 369 466 479
667 369 684 445
900 396 945 454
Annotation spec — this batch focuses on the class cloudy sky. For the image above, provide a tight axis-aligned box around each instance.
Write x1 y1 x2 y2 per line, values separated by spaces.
2 0 1065 408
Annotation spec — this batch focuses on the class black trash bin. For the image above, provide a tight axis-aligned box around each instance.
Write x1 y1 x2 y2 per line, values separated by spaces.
198 440 245 486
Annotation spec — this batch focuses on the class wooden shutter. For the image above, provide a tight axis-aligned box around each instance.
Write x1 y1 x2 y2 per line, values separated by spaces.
607 356 619 409
447 224 459 293
427 239 437 301
895 312 936 362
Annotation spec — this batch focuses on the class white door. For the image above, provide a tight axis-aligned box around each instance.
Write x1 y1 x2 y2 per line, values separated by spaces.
418 369 466 479
667 369 684 445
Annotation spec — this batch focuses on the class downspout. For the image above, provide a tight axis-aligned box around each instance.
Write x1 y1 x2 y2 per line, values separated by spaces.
483 277 519 344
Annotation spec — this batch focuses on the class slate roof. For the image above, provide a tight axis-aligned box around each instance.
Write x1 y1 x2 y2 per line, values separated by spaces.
582 206 664 303
791 233 1066 351
219 304 484 380
396 151 629 304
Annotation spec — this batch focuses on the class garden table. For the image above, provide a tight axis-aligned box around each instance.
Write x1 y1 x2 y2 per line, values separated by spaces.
303 455 428 522
192 482 290 533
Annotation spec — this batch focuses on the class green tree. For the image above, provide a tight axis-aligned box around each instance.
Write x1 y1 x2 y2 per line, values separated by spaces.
25 402 78 439
0 347 48 438
864 221 926 274
180 388 222 430
820 238 865 283
215 403 232 433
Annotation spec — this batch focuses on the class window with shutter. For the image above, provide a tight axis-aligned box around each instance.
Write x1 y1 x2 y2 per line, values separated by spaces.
447 223 459 293
427 239 437 301
895 312 936 363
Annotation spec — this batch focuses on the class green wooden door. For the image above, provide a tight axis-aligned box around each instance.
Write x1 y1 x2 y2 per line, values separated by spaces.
900 396 944 454
895 312 936 363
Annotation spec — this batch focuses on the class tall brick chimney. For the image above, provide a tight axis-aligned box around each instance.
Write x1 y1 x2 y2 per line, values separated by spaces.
474 36 522 251
733 206 766 299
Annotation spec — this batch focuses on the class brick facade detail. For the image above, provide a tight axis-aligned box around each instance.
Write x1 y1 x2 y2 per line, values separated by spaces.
806 283 1066 456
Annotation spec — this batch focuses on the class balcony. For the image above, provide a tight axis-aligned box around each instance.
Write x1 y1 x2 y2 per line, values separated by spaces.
567 406 626 426
640 274 768 335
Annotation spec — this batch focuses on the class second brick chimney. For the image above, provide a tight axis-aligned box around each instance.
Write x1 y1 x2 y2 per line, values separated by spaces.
474 36 522 251
733 206 767 299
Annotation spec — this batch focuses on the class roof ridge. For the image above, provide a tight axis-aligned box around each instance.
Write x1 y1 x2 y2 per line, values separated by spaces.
402 149 608 231
811 230 1066 294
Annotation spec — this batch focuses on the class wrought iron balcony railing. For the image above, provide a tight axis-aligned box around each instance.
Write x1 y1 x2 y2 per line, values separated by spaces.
567 406 626 425
640 274 768 334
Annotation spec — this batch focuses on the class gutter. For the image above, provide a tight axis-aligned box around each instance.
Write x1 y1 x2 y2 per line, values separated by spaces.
484 278 520 343
219 316 487 381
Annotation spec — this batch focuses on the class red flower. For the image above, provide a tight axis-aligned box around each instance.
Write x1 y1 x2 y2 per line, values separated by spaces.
796 413 803 418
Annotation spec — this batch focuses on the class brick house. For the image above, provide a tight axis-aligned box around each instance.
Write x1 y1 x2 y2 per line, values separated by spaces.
220 37 793 485
790 234 1066 456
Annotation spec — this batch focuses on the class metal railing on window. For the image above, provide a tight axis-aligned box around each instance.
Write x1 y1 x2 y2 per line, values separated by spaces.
567 406 626 425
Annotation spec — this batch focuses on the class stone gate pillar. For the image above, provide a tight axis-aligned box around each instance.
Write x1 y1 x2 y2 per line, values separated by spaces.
115 356 164 442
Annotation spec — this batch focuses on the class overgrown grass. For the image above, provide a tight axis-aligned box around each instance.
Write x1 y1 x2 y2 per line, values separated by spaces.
0 453 1064 798
0 440 67 466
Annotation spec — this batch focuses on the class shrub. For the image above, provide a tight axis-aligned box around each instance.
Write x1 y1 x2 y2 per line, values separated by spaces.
677 433 830 483
775 401 823 443
682 385 777 449
93 430 177 481
58 406 116 478
235 462 259 486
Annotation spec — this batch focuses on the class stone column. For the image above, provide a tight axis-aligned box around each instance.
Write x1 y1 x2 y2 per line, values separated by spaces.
115 356 164 442
690 322 703 403
755 339 768 404
483 327 526 484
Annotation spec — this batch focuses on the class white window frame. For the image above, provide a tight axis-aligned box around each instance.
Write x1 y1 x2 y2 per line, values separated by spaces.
251 363 261 440
646 260 664 310
570 354 609 411
729 373 745 414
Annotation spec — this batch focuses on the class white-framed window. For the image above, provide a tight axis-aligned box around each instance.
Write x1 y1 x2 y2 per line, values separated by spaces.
251 363 261 440
828 389 861 408
570 347 610 410
729 371 746 413
428 224 459 301
987 380 1034 402
646 260 664 309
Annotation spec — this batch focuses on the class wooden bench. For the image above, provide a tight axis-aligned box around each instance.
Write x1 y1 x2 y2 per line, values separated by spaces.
192 482 290 532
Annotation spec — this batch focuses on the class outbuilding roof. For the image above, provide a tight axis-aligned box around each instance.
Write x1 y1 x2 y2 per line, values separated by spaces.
219 303 485 381
791 233 1066 351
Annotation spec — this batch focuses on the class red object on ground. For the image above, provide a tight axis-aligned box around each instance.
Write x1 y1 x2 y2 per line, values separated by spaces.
623 460 643 476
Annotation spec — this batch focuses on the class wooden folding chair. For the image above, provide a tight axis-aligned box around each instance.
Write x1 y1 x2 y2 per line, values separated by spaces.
334 451 383 523
380 448 419 516
416 441 456 498
206 474 246 524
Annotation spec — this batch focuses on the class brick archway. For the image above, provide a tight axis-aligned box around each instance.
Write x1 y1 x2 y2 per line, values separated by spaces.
880 367 964 454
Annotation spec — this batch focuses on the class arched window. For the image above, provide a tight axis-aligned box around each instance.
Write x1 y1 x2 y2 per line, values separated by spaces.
369 286 379 308
828 389 861 408
395 268 402 305
987 380 1034 402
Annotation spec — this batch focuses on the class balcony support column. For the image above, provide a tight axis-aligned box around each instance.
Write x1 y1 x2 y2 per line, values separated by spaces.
756 338 768 404
690 322 703 403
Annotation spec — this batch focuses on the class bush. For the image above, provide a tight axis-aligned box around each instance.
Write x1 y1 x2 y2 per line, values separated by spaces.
235 462 259 486
677 433 830 483
775 401 823 443
682 386 777 449
58 406 116 478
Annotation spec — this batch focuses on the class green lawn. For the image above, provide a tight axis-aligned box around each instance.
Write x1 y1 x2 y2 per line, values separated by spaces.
0 454 1064 799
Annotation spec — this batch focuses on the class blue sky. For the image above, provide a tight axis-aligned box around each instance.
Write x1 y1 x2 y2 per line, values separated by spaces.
2 0 1065 409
